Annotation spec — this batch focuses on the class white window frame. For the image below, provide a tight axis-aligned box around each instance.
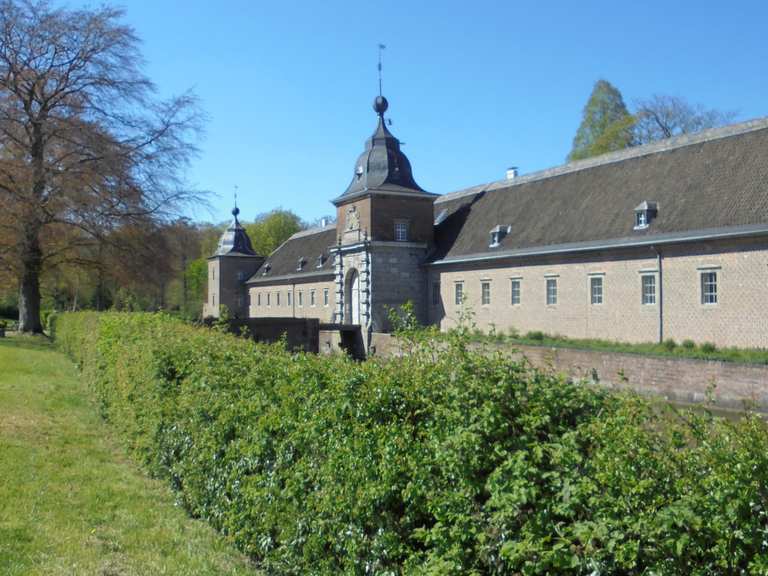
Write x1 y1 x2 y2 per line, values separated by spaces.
589 275 604 305
634 211 648 230
394 220 409 242
510 278 521 305
298 291 303 307
454 282 464 306
641 274 656 305
310 289 316 307
257 293 261 306
287 291 292 306
481 281 491 306
266 292 270 307
276 292 281 307
323 288 329 306
700 270 718 305
546 278 558 306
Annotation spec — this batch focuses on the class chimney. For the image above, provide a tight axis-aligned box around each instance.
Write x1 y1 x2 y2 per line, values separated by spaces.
506 166 519 180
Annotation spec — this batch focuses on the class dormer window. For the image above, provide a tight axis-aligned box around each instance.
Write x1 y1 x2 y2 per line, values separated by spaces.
297 257 307 271
634 201 658 230
489 225 511 248
316 254 326 268
262 262 271 275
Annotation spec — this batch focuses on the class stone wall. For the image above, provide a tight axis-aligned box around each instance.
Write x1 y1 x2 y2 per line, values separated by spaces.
370 243 429 330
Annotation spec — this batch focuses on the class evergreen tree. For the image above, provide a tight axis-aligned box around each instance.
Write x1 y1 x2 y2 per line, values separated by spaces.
568 80 635 161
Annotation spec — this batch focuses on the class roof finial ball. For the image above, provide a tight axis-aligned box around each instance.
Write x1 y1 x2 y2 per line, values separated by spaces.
373 95 388 117
232 206 240 218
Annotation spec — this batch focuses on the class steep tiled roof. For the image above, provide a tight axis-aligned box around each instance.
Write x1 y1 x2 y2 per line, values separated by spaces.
431 118 768 263
247 225 337 284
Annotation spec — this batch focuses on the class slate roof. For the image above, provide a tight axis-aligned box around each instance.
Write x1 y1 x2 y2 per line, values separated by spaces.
430 118 768 264
333 96 436 204
213 208 258 257
247 225 337 284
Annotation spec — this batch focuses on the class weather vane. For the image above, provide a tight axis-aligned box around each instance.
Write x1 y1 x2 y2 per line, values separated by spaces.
234 185 239 209
378 43 386 96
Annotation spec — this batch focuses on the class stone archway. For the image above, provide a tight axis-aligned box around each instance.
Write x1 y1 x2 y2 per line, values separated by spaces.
345 268 360 325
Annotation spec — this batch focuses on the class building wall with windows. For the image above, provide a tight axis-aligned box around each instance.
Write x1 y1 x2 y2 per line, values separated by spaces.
248 279 336 322
428 237 768 348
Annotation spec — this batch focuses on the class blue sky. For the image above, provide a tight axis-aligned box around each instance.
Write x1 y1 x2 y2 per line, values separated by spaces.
88 0 768 223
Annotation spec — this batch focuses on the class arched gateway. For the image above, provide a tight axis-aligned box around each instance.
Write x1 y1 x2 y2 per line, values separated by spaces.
345 268 360 325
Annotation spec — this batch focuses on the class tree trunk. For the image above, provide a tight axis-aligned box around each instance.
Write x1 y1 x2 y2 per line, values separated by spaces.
18 224 43 333
19 122 46 334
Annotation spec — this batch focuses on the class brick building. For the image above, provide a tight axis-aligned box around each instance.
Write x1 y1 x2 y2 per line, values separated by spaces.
206 95 768 350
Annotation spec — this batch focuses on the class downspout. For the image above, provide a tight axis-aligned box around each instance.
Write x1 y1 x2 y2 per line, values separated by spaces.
652 246 664 343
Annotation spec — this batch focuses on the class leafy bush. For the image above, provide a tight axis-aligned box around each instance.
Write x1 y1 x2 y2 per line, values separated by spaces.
54 312 768 574
663 338 678 351
525 330 545 341
682 339 696 349
701 342 717 353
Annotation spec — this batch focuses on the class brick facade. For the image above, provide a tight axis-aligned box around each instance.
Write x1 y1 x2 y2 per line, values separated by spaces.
249 278 336 322
429 237 768 348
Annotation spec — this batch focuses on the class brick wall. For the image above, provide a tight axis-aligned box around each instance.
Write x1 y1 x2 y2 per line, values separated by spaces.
430 237 768 348
508 343 768 412
249 279 336 322
369 332 768 412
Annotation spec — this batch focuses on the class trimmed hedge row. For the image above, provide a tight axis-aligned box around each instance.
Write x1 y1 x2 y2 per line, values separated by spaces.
54 312 768 574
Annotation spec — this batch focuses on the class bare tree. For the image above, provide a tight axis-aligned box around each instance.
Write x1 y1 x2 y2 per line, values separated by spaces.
0 0 204 332
634 94 737 144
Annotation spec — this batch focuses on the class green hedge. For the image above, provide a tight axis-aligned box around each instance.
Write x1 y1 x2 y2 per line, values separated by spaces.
54 312 768 574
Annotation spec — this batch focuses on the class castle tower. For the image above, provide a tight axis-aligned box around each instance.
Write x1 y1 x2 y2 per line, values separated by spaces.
331 95 437 336
203 207 264 318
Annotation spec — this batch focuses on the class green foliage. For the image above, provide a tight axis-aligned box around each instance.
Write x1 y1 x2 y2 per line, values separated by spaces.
568 79 635 162
54 312 768 574
701 342 717 353
525 330 545 341
244 209 304 256
664 338 678 351
474 329 768 365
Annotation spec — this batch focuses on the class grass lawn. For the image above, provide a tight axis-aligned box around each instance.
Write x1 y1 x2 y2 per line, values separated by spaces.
0 335 258 576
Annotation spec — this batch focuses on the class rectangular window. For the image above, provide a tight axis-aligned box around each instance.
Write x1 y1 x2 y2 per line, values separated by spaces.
394 221 409 242
481 281 491 305
510 279 521 305
546 278 558 305
642 274 656 305
310 289 316 307
701 271 718 305
276 292 281 306
257 293 261 306
454 282 464 306
635 211 648 228
323 288 329 306
298 291 303 307
287 291 292 306
590 276 603 305
267 293 271 306
432 282 441 306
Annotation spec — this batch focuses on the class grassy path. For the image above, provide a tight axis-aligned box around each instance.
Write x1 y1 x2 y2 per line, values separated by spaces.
0 335 258 576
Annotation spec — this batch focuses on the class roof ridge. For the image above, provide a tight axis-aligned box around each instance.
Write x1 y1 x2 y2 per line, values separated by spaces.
286 224 337 241
436 116 768 204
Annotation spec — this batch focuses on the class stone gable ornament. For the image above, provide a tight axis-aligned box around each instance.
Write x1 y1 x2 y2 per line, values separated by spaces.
346 206 360 231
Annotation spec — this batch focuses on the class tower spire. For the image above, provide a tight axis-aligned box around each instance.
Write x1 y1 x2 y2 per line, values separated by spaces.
377 43 386 97
231 185 240 223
